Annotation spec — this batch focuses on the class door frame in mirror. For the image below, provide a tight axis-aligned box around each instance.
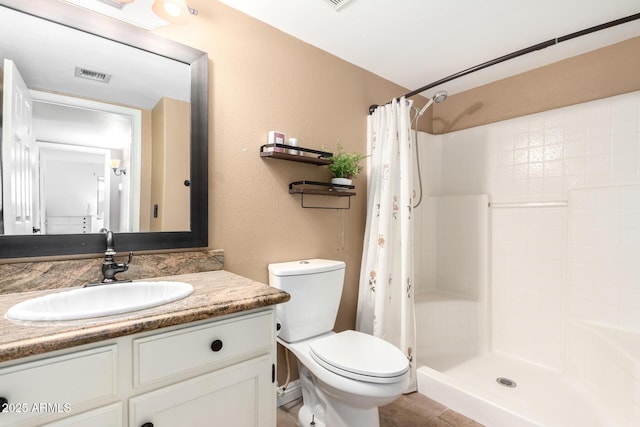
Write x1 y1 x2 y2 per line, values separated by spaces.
0 0 208 258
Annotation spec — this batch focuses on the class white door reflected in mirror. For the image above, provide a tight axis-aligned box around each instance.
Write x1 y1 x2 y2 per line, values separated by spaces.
1 59 37 235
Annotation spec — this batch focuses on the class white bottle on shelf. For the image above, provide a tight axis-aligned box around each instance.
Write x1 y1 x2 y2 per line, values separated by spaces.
288 137 298 155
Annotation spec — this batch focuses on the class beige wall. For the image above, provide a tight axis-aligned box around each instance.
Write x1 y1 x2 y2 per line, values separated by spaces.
152 0 409 333
431 36 640 134
150 97 190 231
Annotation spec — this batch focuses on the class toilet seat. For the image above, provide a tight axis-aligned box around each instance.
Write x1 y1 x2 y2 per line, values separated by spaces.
309 330 409 384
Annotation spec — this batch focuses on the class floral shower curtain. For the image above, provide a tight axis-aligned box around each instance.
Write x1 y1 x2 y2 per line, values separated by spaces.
356 97 417 392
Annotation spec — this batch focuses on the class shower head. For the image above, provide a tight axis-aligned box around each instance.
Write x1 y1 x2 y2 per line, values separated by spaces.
433 90 448 104
416 90 448 117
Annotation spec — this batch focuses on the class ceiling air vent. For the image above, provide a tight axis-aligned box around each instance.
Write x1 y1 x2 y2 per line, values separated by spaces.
74 67 112 83
324 0 355 11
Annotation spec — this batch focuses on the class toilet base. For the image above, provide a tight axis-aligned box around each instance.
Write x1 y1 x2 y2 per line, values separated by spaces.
297 398 381 427
298 404 326 427
297 363 381 427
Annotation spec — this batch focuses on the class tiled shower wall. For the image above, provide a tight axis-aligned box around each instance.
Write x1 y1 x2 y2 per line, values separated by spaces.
416 90 640 368
565 186 640 427
414 131 440 295
415 195 488 364
568 186 640 331
491 206 566 369
438 91 640 199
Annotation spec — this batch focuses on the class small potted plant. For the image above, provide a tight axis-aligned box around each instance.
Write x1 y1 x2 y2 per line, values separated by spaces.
324 142 366 188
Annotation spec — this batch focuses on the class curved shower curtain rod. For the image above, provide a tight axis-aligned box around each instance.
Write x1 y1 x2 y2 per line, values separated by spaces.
368 11 640 114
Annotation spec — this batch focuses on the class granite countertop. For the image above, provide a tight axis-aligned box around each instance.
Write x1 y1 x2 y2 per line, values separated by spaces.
0 270 290 363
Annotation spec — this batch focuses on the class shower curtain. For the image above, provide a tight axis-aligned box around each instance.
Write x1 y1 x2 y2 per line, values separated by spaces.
356 97 417 392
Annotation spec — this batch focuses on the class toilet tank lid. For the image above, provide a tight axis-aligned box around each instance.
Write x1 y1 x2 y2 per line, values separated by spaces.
268 259 345 276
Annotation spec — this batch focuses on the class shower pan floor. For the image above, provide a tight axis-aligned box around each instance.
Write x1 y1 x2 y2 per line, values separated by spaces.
418 353 617 427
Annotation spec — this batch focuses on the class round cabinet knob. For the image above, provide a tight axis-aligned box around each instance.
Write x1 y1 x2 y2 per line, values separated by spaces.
210 339 223 352
141 423 154 427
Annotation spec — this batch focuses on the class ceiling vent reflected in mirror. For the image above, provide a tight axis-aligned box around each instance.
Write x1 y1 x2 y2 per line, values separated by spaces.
74 66 112 83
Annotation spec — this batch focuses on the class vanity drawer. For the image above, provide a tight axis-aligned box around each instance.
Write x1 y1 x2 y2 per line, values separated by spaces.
0 345 117 425
134 310 274 386
43 402 123 427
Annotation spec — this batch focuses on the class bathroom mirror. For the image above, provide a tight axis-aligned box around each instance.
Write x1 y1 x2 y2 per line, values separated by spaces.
0 0 208 258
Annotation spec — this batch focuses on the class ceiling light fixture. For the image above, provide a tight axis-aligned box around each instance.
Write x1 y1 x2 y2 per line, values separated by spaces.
63 0 173 30
152 0 198 24
111 159 126 176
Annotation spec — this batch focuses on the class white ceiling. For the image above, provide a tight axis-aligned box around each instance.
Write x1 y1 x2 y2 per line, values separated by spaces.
0 2 190 110
217 0 640 100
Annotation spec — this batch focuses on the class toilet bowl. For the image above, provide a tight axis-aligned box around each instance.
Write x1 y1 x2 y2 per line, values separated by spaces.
269 259 410 427
279 331 409 427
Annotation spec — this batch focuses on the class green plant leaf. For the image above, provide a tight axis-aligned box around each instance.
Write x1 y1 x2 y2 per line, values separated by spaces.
323 142 366 179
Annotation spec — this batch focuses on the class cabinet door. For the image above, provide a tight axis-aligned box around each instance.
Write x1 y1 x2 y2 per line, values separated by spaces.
129 354 274 427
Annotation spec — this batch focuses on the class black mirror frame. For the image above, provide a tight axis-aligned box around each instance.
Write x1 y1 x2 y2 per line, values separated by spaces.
0 0 208 258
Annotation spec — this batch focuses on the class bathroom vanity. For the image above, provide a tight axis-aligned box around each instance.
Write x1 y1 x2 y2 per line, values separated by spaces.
0 271 289 427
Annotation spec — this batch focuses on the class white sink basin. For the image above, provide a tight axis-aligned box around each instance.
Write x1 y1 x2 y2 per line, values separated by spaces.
6 281 194 321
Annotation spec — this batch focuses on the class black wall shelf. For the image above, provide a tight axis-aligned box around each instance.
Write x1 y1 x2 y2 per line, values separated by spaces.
260 144 332 165
260 145 356 209
288 181 355 209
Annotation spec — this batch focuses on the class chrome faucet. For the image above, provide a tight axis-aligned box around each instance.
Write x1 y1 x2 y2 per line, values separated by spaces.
101 230 133 283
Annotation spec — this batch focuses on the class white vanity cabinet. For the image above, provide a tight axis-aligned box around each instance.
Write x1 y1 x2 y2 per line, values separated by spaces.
0 309 276 427
129 310 276 427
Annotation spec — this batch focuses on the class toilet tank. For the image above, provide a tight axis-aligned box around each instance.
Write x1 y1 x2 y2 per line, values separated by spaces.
268 259 346 343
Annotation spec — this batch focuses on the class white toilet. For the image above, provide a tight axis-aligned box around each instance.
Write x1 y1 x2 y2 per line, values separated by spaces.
269 259 409 427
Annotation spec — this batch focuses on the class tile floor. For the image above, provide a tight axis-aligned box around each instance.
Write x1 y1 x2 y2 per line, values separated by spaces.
277 392 484 426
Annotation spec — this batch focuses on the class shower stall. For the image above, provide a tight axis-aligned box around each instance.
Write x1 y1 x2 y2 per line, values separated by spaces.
413 91 640 426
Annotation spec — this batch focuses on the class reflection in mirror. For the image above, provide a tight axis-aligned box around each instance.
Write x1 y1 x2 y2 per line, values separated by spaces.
0 4 191 235
0 0 208 258
33 93 141 234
